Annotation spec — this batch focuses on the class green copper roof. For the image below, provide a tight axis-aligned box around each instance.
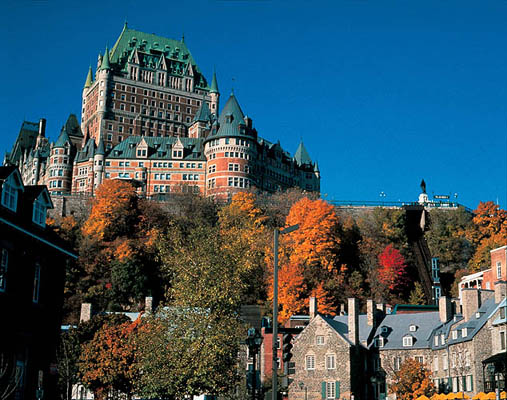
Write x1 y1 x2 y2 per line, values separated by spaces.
101 46 111 70
314 161 320 173
210 70 219 93
96 136 105 155
84 66 93 88
64 114 84 138
108 25 209 89
294 141 312 166
193 98 212 123
54 126 71 148
76 139 96 162
218 94 245 125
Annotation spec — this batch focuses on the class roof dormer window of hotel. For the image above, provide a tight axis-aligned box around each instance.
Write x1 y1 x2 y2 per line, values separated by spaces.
409 325 417 332
452 330 458 340
462 328 468 337
32 191 52 228
1 172 23 212
381 326 389 334
498 261 502 279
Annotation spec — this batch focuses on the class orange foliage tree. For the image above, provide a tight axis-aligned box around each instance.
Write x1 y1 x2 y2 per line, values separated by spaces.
82 179 139 242
268 198 342 322
390 358 435 400
466 201 507 271
79 319 140 400
377 244 407 292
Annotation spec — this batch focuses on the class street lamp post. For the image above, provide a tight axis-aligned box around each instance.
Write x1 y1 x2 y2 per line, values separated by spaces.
298 382 307 400
246 328 263 400
273 224 299 400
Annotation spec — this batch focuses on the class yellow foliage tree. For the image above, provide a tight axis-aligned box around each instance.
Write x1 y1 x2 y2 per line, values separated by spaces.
390 358 434 400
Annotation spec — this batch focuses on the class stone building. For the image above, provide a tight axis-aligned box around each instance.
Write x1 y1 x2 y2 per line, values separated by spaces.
5 24 320 201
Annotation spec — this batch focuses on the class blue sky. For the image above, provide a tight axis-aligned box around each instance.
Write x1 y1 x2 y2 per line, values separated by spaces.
2 0 506 209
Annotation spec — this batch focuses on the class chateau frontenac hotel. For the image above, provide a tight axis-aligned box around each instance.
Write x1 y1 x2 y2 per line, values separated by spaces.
5 24 320 201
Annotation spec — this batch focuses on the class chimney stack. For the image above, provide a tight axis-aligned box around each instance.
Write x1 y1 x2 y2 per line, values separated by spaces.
348 298 359 346
495 281 507 304
367 299 376 327
376 303 386 315
461 289 481 322
38 118 46 137
339 303 346 316
145 296 153 314
439 296 452 323
80 303 92 323
309 297 317 319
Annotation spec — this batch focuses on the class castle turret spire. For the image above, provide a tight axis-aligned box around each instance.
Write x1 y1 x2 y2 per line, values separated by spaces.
210 69 219 94
101 46 111 70
84 66 93 88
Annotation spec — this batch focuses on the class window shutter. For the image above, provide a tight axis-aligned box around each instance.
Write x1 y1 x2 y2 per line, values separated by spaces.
462 376 466 391
335 381 340 398
470 375 473 391
321 382 326 399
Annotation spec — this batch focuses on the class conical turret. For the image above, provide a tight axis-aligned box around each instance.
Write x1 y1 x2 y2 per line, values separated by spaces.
294 141 312 166
101 46 111 70
210 70 219 94
84 66 94 88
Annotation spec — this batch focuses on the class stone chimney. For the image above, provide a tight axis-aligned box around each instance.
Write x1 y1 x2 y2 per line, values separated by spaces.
38 118 46 136
376 303 386 314
80 303 92 323
348 298 359 346
145 296 153 314
309 297 317 319
495 280 507 303
367 299 376 327
339 303 346 316
461 289 481 322
439 296 452 323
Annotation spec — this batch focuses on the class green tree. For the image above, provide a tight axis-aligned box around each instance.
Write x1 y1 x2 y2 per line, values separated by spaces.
408 282 426 305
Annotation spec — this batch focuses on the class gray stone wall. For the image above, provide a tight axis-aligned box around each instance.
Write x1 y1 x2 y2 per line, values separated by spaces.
289 316 353 400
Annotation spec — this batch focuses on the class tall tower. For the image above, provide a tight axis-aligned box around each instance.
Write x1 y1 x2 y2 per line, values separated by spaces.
209 70 220 115
203 93 257 200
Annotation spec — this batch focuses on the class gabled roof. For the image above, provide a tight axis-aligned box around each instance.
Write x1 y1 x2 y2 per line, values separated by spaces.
23 186 53 209
6 121 40 164
324 314 376 347
0 165 20 182
294 141 312 166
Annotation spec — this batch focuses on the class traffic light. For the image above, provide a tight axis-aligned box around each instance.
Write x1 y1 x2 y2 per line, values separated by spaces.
282 333 293 362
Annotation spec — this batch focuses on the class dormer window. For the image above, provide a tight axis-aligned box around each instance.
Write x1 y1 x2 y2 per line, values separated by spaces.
462 328 468 337
374 337 385 347
1 171 23 212
402 335 414 347
409 325 417 332
381 326 389 334
33 197 46 227
451 330 458 340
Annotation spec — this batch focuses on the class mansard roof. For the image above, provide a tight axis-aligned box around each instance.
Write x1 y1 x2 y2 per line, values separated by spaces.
96 136 105 155
108 24 209 90
107 136 205 161
372 311 441 350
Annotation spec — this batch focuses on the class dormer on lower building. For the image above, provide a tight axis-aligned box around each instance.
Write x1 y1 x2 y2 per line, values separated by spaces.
0 166 24 213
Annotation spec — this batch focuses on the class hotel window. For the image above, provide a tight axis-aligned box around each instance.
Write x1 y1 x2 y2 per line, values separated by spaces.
498 261 502 279
32 197 47 227
305 355 315 370
415 356 424 364
0 249 8 292
433 356 438 371
452 330 458 340
316 336 325 345
394 357 402 371
466 375 473 392
1 177 19 212
326 354 336 370
501 331 506 351
443 354 448 370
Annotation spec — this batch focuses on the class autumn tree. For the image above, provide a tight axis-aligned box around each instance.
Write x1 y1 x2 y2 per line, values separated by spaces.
140 225 244 398
377 244 408 292
218 192 269 303
390 358 435 400
267 198 343 321
408 282 426 305
466 201 507 272
79 319 140 400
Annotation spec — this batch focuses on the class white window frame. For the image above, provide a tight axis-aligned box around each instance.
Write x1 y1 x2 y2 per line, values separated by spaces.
326 354 336 370
1 175 19 212
409 325 417 332
305 355 315 370
497 261 502 279
32 197 47 227
316 335 325 345
326 382 335 399
433 356 438 372
402 336 413 347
